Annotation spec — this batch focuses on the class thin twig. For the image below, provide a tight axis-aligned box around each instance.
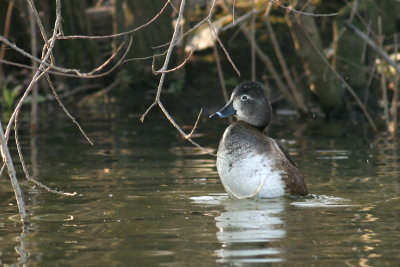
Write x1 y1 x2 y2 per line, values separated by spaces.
377 16 389 131
152 0 218 50
212 40 233 124
1 0 64 177
140 0 215 157
5 0 62 139
330 0 358 52
222 8 258 31
232 0 237 24
46 83 102 100
187 108 203 139
213 43 228 102
0 39 132 79
222 1 295 106
360 20 372 64
26 0 57 65
208 19 240 76
0 0 15 84
140 102 157 123
270 0 338 17
45 75 94 145
363 63 377 107
86 41 128 76
56 0 171 40
5 70 48 140
14 112 77 196
265 18 307 113
153 50 194 74
0 32 132 78
158 102 215 156
239 23 295 104
2 0 66 176
142 0 187 115
0 120 29 225
344 20 400 74
250 0 256 81
390 35 399 135
29 0 38 134
123 50 167 63
78 79 120 105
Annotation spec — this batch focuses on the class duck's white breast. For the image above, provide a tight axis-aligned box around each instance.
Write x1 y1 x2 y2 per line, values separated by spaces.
216 153 285 199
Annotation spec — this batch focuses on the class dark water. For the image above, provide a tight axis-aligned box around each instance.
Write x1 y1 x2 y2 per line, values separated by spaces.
1 107 400 266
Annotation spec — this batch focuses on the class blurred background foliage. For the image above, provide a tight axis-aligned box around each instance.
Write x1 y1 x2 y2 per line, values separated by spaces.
0 0 400 132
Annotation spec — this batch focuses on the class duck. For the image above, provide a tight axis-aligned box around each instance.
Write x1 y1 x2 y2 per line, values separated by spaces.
210 81 308 199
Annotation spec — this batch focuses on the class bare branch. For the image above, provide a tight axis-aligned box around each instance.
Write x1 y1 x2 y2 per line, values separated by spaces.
140 101 158 123
390 35 399 135
0 0 14 83
187 108 203 139
239 23 295 105
14 113 77 196
158 102 215 156
152 0 218 50
153 50 194 74
221 8 258 31
56 0 171 40
265 18 308 113
208 19 240 76
45 75 94 145
5 70 48 139
124 49 167 63
140 0 214 157
232 0 237 23
213 43 228 102
251 0 256 81
0 120 29 225
270 0 338 17
0 34 132 78
377 17 389 130
26 0 58 65
344 20 400 74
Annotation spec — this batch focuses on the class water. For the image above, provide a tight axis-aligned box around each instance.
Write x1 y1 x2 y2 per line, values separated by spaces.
1 107 400 266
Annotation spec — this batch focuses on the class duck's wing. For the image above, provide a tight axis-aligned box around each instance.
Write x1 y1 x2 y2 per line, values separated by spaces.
285 162 308 196
271 139 308 196
275 139 296 167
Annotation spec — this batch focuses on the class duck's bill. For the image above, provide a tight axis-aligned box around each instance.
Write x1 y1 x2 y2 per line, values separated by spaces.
209 100 236 119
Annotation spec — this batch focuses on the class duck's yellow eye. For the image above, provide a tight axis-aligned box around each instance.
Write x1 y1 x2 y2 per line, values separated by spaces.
241 95 248 101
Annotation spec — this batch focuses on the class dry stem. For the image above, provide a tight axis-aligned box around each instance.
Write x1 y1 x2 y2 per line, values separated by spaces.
265 18 308 113
0 120 29 225
140 0 215 157
0 0 15 84
378 17 389 130
390 35 399 135
56 0 171 40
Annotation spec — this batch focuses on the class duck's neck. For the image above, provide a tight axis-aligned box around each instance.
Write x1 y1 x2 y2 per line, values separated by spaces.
254 124 267 132
236 120 268 132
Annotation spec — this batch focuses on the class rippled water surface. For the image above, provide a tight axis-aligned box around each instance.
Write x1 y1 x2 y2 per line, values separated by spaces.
1 108 400 266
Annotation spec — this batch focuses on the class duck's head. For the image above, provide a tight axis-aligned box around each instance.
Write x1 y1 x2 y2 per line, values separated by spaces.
210 81 272 129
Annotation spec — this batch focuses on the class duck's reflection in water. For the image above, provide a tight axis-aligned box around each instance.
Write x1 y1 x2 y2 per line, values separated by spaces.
215 198 286 264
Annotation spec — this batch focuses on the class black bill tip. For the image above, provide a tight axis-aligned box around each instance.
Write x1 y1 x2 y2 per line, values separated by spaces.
209 101 236 119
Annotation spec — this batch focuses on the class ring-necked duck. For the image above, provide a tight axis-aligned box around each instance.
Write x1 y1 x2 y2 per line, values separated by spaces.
210 81 308 199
